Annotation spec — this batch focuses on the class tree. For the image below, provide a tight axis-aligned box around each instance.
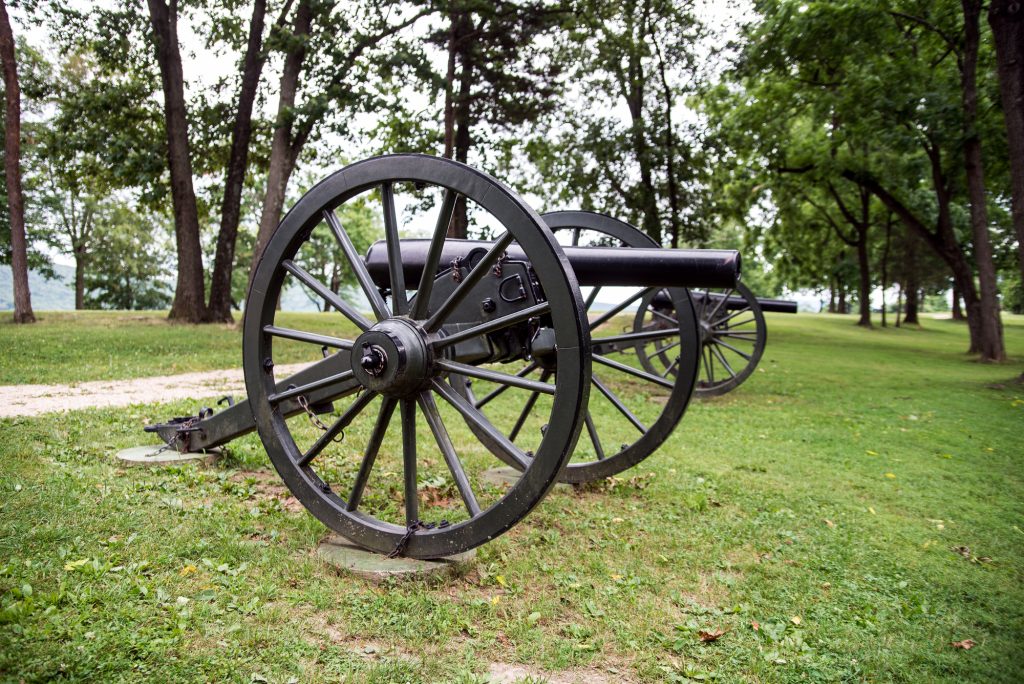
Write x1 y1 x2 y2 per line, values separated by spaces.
988 0 1024 304
709 0 1007 359
0 0 34 322
435 0 565 237
84 202 173 310
249 1 429 285
529 0 710 248
146 0 208 322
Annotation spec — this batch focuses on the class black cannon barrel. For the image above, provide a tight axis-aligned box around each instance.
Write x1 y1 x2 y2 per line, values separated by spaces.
684 291 798 314
364 239 740 289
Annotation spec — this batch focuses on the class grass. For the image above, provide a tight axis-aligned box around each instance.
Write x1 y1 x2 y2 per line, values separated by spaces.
0 311 1022 682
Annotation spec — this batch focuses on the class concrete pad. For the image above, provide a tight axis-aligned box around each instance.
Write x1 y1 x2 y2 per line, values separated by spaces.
480 465 570 489
316 535 476 582
116 444 220 467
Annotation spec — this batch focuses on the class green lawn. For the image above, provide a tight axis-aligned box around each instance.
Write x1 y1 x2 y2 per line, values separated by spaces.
0 311 1022 682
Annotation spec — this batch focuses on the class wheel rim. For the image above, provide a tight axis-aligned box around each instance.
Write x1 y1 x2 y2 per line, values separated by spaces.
243 154 590 558
637 280 765 397
453 210 700 483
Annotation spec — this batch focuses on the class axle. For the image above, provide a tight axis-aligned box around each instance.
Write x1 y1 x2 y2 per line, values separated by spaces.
364 239 741 290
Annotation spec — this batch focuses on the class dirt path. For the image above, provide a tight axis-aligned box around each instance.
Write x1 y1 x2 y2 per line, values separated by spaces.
0 363 312 418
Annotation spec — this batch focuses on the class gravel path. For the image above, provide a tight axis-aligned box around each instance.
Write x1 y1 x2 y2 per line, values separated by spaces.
0 363 312 418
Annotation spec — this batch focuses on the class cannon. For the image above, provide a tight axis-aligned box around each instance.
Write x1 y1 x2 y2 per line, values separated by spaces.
147 154 746 559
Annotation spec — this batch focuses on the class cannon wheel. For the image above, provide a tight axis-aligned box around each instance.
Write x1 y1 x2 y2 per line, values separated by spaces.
243 154 590 558
636 281 766 397
454 210 700 484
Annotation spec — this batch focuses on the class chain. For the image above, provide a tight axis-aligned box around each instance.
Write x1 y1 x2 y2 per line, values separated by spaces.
492 251 507 278
297 395 344 443
386 519 451 558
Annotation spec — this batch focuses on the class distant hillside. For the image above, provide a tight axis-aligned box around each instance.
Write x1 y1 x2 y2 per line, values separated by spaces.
0 264 75 310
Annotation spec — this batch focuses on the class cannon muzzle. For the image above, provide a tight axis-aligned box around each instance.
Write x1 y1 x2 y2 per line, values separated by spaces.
365 239 740 290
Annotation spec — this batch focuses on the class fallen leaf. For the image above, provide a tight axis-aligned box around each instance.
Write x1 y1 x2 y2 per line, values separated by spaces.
495 574 507 587
866 450 879 456
868 507 876 515
490 595 501 605
951 639 976 650
790 616 802 625
180 564 197 576
698 628 728 642
751 621 760 631
824 519 835 528
885 473 896 479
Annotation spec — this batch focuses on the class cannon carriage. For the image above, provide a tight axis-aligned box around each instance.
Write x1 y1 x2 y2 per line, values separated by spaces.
146 154 788 559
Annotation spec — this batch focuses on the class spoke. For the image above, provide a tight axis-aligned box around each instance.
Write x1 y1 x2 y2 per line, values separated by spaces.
716 330 759 339
571 227 580 246
710 343 738 379
583 286 603 312
650 308 678 326
712 307 754 327
704 289 733 322
298 390 378 466
583 411 605 460
263 325 354 350
323 209 389 321
433 301 551 350
588 287 653 330
268 369 356 405
431 379 530 469
380 182 407 315
655 339 679 356
592 354 675 389
282 260 372 331
702 346 715 385
508 370 551 441
417 391 481 517
713 338 753 360
411 189 458 319
592 328 680 346
660 357 680 378
401 398 418 526
591 375 647 433
424 232 515 332
474 363 539 408
347 397 397 511
435 359 556 395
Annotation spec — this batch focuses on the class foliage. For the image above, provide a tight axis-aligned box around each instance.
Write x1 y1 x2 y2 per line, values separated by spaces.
82 203 173 311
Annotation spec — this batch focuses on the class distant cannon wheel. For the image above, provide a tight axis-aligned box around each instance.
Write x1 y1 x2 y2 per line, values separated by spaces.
243 155 590 558
453 210 700 484
636 281 766 397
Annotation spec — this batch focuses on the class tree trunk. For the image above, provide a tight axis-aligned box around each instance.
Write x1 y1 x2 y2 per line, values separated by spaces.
654 38 681 248
448 10 474 239
250 0 312 288
74 246 86 309
961 0 1005 360
880 216 891 327
952 283 965 320
208 0 268 323
147 0 208 323
838 287 847 314
855 231 872 326
828 283 836 313
442 8 458 160
904 284 919 326
895 284 903 327
989 0 1024 289
0 0 33 323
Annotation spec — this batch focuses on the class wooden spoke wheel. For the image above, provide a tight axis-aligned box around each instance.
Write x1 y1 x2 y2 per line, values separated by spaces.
636 281 766 397
243 155 590 558
453 210 700 484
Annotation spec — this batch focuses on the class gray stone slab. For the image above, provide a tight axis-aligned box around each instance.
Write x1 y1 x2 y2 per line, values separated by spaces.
316 535 476 582
480 465 570 489
116 444 220 467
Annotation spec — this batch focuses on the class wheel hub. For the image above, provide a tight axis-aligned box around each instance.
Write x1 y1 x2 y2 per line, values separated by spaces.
351 319 433 396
